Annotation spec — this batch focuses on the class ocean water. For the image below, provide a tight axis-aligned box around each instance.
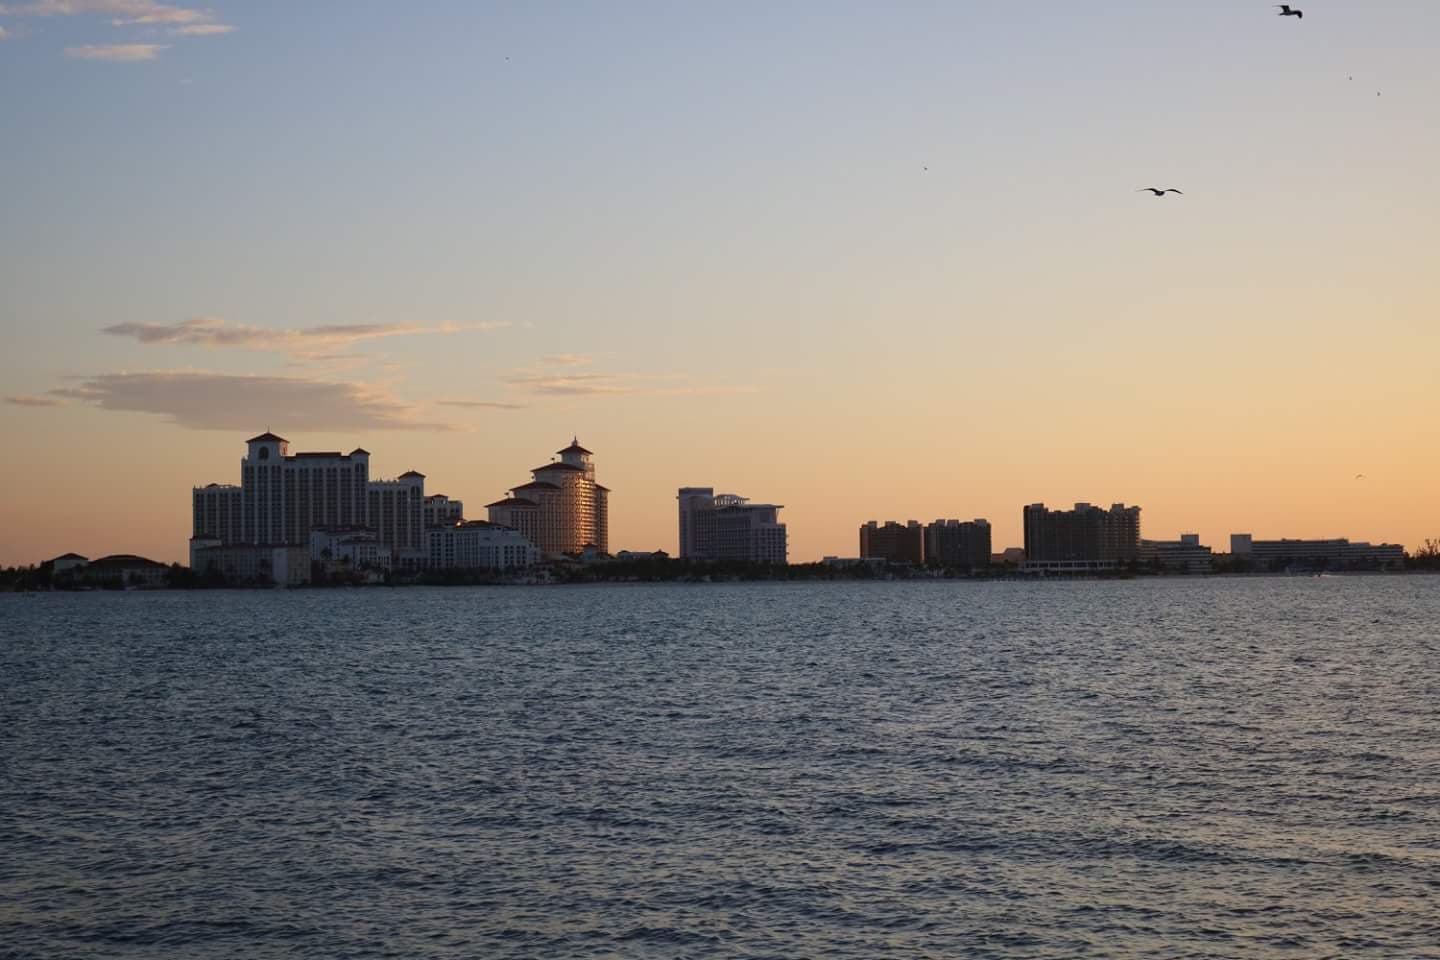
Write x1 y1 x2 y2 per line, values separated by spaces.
2 579 1438 959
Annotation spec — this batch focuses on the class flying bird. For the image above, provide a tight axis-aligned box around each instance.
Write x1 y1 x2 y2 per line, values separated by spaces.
1138 188 1183 197
1276 4 1303 18
1355 474 1367 480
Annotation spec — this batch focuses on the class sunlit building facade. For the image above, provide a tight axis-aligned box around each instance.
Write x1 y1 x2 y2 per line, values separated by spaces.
486 439 609 557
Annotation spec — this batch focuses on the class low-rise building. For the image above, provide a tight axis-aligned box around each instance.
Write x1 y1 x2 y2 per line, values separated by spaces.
1140 533 1214 574
49 553 90 576
80 555 171 588
192 544 310 586
425 521 539 571
1230 535 1405 571
310 528 391 572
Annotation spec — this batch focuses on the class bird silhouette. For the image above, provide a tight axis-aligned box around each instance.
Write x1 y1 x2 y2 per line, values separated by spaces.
1138 188 1183 197
1356 474 1367 480
1276 4 1303 18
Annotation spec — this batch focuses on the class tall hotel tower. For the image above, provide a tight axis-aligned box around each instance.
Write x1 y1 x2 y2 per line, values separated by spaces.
487 439 609 557
192 432 424 557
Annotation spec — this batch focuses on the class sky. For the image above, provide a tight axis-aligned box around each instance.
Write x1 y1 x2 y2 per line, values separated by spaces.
2 0 1438 566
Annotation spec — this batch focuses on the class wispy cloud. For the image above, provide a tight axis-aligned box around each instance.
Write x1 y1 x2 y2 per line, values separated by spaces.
0 1 208 24
103 316 508 358
1 1 233 57
6 395 64 407
52 371 456 432
0 25 10 38
65 41 166 60
504 356 754 399
436 399 528 411
169 22 230 35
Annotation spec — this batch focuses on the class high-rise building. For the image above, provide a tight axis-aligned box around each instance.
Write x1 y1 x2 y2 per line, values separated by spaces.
486 439 609 556
192 432 425 564
677 488 788 564
192 483 243 545
860 521 925 565
368 472 426 559
1023 502 1142 572
924 519 993 571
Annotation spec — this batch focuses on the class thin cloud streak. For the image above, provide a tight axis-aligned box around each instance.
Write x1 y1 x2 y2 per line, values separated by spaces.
436 399 528 410
503 354 753 398
65 42 166 60
102 316 509 357
170 23 232 35
52 371 457 432
6 395 64 407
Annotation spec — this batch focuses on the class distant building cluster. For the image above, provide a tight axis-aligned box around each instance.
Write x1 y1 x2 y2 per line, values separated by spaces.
25 433 1416 586
677 488 788 564
858 519 992 571
187 432 578 583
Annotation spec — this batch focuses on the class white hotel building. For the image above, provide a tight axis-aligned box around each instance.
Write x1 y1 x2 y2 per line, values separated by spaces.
192 432 425 565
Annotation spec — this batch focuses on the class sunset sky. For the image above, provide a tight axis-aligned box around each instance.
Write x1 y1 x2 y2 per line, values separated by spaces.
2 0 1437 566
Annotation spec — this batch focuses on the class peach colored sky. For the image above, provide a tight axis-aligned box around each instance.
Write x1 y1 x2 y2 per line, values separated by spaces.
2 1 1437 565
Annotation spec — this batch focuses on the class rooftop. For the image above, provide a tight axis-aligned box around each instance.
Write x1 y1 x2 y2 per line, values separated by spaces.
89 554 169 570
485 497 538 509
399 470 426 479
513 480 560 490
247 431 288 444
533 462 583 473
558 438 593 456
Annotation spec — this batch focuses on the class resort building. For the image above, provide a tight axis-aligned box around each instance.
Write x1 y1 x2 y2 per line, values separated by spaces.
486 439 609 557
677 488 788 564
924 519 993 572
860 520 924 565
1023 502 1142 572
192 432 426 566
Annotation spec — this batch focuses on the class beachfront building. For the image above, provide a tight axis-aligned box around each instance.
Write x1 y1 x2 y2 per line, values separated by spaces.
426 521 540 571
860 520 925 565
677 488 788 564
1023 502 1142 573
1230 535 1405 571
486 439 609 557
924 519 993 572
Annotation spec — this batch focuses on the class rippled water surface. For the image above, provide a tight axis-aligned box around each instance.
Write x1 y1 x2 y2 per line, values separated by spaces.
3 579 1439 959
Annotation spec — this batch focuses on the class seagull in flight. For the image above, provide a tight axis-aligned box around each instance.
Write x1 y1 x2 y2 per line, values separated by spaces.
1138 188 1183 197
1276 4 1303 18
